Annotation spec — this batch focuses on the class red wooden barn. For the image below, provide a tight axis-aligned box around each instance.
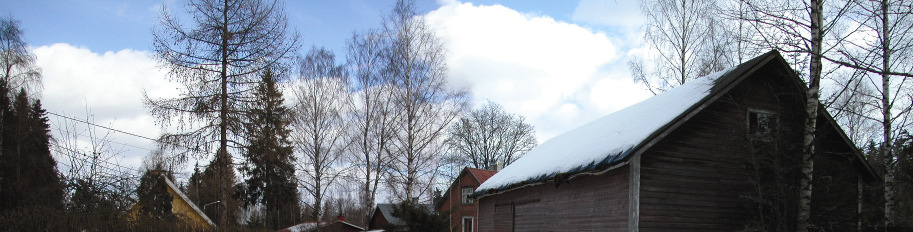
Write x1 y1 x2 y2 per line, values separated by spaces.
436 167 497 232
473 50 878 231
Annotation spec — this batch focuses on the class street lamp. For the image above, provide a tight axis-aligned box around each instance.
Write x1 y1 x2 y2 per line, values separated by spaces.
203 200 221 211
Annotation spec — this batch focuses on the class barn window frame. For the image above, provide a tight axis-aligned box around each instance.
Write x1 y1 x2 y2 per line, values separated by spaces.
747 109 778 138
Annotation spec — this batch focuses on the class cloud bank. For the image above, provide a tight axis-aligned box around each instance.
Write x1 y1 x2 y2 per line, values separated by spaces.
35 43 177 172
426 1 650 141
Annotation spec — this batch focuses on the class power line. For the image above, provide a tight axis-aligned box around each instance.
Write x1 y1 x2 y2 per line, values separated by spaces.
47 111 213 156
48 111 159 142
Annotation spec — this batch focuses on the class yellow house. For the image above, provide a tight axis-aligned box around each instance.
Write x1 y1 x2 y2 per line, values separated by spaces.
127 173 216 230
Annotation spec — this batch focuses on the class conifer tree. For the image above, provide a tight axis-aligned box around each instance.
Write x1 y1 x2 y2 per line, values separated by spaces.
242 68 300 230
196 147 240 225
148 0 299 224
136 170 173 221
0 87 62 211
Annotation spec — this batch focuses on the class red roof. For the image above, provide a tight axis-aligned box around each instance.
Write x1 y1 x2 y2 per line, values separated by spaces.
467 168 497 184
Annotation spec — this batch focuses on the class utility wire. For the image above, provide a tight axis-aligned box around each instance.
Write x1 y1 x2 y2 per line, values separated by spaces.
48 110 214 156
48 111 159 142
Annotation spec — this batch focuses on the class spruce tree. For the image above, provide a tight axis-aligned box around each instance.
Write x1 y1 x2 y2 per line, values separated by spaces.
0 88 62 210
23 99 63 208
136 170 173 221
241 69 300 230
196 147 240 226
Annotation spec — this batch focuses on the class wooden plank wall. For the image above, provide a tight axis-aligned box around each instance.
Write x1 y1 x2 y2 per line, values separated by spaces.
638 68 861 230
639 70 802 230
477 165 629 232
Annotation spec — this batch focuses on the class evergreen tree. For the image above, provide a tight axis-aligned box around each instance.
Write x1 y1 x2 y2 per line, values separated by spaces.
22 98 63 208
241 69 300 230
136 170 174 221
0 87 62 211
185 162 204 204
195 147 240 226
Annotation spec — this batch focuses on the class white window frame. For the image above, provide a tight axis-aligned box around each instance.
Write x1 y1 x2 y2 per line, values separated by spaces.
461 187 474 205
462 216 474 232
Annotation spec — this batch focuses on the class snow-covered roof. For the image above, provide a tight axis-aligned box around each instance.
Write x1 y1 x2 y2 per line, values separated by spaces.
473 50 881 196
375 203 435 226
474 51 784 196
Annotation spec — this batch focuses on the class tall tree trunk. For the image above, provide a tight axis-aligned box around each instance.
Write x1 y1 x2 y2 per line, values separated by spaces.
798 0 823 231
219 0 231 226
880 0 895 227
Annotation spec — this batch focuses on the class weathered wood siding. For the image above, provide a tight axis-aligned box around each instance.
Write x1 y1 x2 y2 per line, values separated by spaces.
477 165 629 232
639 67 804 230
811 117 862 230
638 66 860 230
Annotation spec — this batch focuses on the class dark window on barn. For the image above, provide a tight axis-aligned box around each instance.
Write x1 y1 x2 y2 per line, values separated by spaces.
462 187 474 205
748 110 778 137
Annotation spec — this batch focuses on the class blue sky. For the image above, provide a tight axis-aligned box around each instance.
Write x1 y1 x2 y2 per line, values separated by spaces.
3 0 585 55
0 0 652 182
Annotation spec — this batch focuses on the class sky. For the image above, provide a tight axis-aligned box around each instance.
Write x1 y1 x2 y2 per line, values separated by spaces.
0 0 653 179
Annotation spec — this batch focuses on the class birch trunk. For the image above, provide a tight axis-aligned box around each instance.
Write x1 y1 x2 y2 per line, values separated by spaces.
879 0 896 227
797 0 823 231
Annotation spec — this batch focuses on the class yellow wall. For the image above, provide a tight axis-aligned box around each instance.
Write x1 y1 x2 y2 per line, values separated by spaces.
166 186 214 230
125 177 214 230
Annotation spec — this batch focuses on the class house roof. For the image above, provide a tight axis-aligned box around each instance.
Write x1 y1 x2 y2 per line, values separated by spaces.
468 168 497 184
436 167 497 208
475 50 878 197
374 203 435 226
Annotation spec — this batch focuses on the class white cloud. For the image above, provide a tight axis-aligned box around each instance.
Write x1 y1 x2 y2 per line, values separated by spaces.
426 1 650 142
34 43 178 173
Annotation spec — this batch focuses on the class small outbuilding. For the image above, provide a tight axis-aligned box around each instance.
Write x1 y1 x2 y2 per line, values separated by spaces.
277 218 364 232
367 203 435 231
473 50 878 231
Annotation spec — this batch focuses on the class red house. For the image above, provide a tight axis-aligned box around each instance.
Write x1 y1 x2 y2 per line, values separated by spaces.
436 167 497 232
473 50 878 231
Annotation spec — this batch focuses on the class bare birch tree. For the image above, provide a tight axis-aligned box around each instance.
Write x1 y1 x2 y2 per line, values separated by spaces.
631 0 734 94
292 47 349 222
383 0 468 203
147 0 298 225
832 0 913 227
445 101 536 169
346 30 397 223
739 0 855 230
0 17 41 96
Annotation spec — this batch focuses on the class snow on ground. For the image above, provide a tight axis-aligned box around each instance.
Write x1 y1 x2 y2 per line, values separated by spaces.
477 67 736 193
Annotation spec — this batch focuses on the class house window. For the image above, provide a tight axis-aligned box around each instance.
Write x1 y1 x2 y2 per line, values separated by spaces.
461 187 474 204
462 216 474 232
748 110 778 137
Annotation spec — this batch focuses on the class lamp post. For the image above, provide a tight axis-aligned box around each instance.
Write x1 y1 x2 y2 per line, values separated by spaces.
203 200 221 212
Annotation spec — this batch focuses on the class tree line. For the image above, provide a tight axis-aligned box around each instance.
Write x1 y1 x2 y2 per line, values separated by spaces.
0 0 539 231
145 0 536 230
